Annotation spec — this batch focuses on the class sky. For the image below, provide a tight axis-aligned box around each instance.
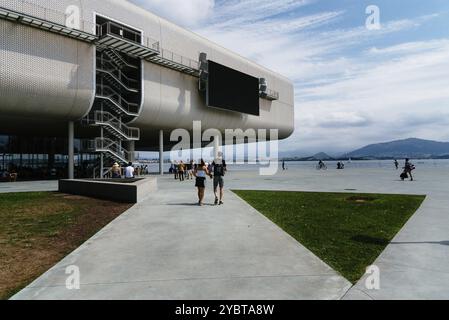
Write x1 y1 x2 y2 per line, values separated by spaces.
129 0 449 156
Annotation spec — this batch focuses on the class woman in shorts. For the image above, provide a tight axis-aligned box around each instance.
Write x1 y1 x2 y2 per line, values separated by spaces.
193 159 211 206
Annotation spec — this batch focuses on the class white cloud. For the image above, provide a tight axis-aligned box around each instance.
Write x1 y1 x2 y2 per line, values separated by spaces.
290 38 449 154
129 0 449 155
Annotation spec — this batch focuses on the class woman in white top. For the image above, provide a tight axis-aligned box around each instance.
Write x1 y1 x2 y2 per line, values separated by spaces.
193 159 211 206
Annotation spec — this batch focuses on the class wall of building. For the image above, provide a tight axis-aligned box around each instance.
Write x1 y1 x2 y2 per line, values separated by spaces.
0 1 95 120
0 0 295 148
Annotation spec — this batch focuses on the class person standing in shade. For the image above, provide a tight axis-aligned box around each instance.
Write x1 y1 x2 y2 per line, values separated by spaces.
193 159 210 206
173 161 179 180
110 162 121 178
212 152 227 205
125 162 135 179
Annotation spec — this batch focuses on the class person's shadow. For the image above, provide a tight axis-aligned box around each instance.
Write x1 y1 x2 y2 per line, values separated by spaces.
167 203 215 207
351 235 449 246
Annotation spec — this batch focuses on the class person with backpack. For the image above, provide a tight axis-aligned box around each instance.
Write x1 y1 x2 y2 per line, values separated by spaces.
403 158 415 181
212 152 227 205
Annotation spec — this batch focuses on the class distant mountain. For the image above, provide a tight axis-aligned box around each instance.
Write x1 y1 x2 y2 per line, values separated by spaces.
289 152 335 161
345 138 449 158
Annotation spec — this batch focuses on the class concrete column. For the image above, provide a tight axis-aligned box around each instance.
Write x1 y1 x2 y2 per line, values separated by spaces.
100 153 104 179
100 127 104 179
68 121 74 179
213 134 220 160
128 141 135 163
159 130 164 175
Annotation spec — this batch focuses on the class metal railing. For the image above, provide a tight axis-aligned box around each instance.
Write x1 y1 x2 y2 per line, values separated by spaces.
0 0 96 34
159 48 199 70
85 110 140 140
97 21 160 52
96 85 140 115
83 138 131 163
97 56 139 90
103 49 139 69
260 88 280 100
94 138 130 163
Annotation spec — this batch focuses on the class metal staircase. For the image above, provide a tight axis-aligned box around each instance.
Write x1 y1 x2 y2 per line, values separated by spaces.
102 49 139 70
82 26 143 175
83 138 130 165
83 111 140 141
97 57 139 92
94 138 131 164
95 85 140 116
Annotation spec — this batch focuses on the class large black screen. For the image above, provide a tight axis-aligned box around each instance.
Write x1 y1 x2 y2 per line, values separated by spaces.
207 60 260 116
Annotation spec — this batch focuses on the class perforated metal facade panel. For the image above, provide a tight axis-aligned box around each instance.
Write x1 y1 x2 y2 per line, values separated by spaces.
0 19 95 120
0 0 294 146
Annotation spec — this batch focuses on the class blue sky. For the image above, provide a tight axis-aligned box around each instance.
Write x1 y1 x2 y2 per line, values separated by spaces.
130 0 449 155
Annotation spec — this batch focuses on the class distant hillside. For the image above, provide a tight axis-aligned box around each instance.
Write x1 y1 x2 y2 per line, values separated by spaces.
293 152 334 161
345 138 449 158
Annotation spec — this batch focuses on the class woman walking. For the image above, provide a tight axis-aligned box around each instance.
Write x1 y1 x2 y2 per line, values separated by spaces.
193 159 211 206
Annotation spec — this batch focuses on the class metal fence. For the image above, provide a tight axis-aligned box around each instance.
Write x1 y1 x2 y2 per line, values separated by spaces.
0 0 96 33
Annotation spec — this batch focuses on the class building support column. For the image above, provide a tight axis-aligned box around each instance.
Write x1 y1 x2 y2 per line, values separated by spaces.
100 127 104 179
68 121 74 179
213 134 220 161
128 141 135 163
159 130 164 175
100 153 104 179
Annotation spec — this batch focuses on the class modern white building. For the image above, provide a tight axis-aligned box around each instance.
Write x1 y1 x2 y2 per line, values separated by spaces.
0 0 294 179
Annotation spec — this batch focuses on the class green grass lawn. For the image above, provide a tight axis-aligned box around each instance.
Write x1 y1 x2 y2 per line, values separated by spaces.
0 192 131 299
232 190 425 283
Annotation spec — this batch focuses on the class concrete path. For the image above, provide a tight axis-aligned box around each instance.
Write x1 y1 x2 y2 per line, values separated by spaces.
10 163 449 299
12 174 351 300
0 180 57 193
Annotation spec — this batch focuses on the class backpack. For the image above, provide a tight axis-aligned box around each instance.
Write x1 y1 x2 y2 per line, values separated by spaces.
213 160 226 176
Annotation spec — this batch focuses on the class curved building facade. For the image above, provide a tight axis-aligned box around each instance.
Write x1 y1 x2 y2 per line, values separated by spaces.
0 0 294 177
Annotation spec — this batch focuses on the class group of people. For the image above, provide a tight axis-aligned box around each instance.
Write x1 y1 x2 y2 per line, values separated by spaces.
109 162 141 179
0 169 18 182
317 160 327 170
172 153 227 206
170 160 196 181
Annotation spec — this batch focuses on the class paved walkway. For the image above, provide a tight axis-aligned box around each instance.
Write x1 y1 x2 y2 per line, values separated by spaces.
0 180 57 193
11 174 351 300
10 164 449 299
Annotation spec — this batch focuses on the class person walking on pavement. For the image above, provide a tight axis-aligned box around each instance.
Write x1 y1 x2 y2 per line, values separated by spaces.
178 161 185 182
212 152 227 205
193 159 210 206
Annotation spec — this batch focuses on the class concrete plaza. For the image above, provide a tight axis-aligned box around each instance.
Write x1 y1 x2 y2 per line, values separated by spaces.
8 163 449 299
